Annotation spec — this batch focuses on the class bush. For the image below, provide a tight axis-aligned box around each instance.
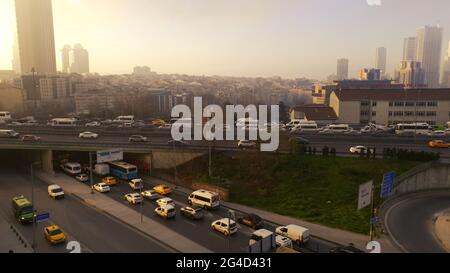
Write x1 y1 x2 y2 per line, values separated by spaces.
322 146 329 156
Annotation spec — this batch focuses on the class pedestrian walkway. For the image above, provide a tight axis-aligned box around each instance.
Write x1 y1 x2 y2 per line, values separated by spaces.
434 211 450 252
0 212 32 253
148 175 402 253
35 171 212 253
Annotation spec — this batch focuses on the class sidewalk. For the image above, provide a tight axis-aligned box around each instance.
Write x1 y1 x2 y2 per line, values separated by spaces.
35 171 212 253
434 211 450 252
149 175 402 253
0 212 32 253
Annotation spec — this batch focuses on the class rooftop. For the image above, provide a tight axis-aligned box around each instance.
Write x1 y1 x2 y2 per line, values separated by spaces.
334 88 450 101
291 104 337 121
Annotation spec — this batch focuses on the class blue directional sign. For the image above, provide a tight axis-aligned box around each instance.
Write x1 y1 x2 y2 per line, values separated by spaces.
380 171 396 198
371 217 378 225
35 212 50 223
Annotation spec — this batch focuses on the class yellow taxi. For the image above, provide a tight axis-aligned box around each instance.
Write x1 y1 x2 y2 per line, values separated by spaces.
102 176 117 186
428 140 450 148
44 225 66 245
153 184 172 195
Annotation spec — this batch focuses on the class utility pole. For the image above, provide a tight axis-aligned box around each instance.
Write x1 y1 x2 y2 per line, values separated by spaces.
369 185 375 241
140 185 143 224
208 141 212 177
31 163 36 252
89 152 94 194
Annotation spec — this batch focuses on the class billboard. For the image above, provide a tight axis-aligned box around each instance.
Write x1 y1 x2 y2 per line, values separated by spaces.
97 149 123 163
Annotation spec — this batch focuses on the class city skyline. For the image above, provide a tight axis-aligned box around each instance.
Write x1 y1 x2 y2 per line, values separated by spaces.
1 0 450 79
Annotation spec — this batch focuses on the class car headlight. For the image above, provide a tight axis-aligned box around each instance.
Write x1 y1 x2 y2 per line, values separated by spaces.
21 217 25 220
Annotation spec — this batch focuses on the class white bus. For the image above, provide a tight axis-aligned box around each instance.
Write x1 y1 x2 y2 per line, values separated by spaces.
50 118 76 127
395 123 432 136
114 115 135 124
0 111 12 122
188 189 220 210
292 121 318 133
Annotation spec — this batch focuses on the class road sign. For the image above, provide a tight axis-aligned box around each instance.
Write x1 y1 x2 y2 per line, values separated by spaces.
35 212 50 223
380 171 396 198
358 180 373 210
97 149 123 163
371 217 378 225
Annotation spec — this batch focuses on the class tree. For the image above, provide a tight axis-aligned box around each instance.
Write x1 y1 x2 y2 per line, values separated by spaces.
278 101 289 123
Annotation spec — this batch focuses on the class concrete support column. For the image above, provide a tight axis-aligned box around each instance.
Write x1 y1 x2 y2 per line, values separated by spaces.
40 150 54 175
144 153 153 177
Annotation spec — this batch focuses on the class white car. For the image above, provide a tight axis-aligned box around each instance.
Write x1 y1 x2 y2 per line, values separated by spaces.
141 190 159 200
48 184 65 199
85 121 101 127
92 183 110 193
79 131 98 139
211 218 238 236
154 204 176 219
156 197 175 207
75 173 89 183
124 193 143 205
129 178 144 190
349 146 373 154
276 235 293 248
237 140 257 149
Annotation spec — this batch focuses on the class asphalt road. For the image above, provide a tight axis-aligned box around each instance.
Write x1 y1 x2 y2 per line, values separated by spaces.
0 168 173 253
384 191 450 253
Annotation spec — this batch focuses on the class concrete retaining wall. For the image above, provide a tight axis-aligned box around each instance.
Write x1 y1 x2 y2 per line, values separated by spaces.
152 150 204 169
394 162 450 195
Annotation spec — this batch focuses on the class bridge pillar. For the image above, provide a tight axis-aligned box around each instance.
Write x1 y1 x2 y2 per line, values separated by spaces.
40 150 54 176
144 153 153 177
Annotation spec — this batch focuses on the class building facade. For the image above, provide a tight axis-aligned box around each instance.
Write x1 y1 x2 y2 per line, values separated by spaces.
330 88 450 126
395 61 426 88
442 41 450 88
359 68 382 81
375 47 387 75
403 37 416 61
15 0 57 74
337 59 349 81
415 25 443 88
70 44 90 74
0 84 26 113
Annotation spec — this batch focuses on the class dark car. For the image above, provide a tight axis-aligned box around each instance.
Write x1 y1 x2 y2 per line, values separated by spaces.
180 206 204 220
237 213 264 229
329 244 365 253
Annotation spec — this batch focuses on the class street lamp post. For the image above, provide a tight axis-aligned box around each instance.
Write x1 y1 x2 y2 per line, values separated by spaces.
228 209 235 253
140 185 143 224
89 152 94 194
30 161 40 252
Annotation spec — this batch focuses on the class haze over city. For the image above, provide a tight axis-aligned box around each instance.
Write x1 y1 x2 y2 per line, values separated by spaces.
1 0 450 79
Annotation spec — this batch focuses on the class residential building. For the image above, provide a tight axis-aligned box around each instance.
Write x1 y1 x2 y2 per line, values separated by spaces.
289 104 338 125
415 25 444 88
0 84 26 113
74 89 115 115
61 45 71 73
330 88 450 126
70 44 90 74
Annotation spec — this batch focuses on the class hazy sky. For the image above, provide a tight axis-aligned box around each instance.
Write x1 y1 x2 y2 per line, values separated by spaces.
1 0 450 79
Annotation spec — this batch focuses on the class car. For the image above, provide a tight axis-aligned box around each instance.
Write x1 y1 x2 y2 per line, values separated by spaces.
141 190 159 200
329 244 365 253
75 173 89 183
275 224 310 244
47 184 65 199
349 146 374 154
156 197 175 207
167 139 188 146
92 183 110 193
129 178 144 190
129 135 148 142
237 213 264 229
44 225 66 245
153 184 172 195
154 204 176 219
180 206 204 220
276 235 293 248
124 193 143 205
211 218 238 236
85 121 101 127
102 176 117 186
237 140 257 149
79 131 99 139
429 130 446 137
159 124 172 129
21 135 41 141
428 140 450 148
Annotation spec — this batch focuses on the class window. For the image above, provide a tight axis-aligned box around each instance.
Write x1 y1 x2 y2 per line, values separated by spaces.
416 101 426 107
415 111 425 116
389 102 393 107
360 111 369 116
405 102 415 107
388 111 393 117
361 101 370 107
394 111 403 117
427 101 437 107
394 101 404 107
372 112 376 117
372 101 377 107
405 111 415 116
426 111 436 117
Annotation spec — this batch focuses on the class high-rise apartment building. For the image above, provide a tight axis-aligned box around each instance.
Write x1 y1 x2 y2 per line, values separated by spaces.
415 25 443 88
359 68 381 81
442 41 450 87
337 59 349 81
61 45 72 73
15 0 57 74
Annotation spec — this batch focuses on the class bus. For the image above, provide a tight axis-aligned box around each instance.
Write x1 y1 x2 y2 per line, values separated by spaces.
292 121 318 133
12 195 34 224
395 123 432 136
108 161 138 180
0 111 12 122
50 118 77 127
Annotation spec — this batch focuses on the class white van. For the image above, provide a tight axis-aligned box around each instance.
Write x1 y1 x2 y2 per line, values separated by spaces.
275 224 310 244
0 111 12 122
128 178 144 190
188 189 220 210
320 124 351 134
292 121 319 133
48 184 65 199
61 162 82 175
0 129 19 138
114 115 135 124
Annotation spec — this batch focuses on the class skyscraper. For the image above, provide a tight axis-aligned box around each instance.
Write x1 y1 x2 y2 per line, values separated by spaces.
395 61 425 88
375 47 387 75
12 32 21 73
61 45 72 73
442 41 450 87
70 44 90 74
358 68 381 81
415 25 443 88
337 58 349 81
15 0 57 74
403 37 416 61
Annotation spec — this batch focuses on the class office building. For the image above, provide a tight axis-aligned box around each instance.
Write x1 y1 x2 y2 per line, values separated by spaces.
70 44 90 74
359 68 382 81
395 61 426 88
337 59 349 80
15 0 57 74
61 45 72 73
403 37 416 61
415 25 443 88
375 47 387 75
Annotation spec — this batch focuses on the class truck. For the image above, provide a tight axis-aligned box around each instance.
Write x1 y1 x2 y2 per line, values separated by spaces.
275 224 310 244
248 229 277 253
12 196 34 224
94 163 110 176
